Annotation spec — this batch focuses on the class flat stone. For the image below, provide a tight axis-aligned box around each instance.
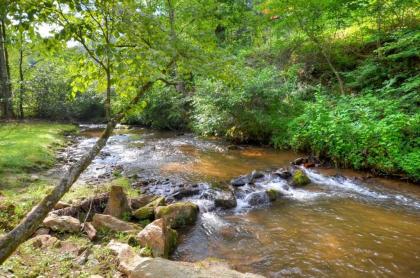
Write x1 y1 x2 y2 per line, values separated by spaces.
43 215 81 233
92 214 140 233
108 240 263 278
127 257 264 278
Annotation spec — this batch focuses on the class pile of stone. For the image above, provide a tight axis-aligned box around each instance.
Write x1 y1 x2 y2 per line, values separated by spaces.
38 185 199 260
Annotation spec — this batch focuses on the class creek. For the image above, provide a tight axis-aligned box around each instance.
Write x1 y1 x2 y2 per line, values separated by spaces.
55 125 420 277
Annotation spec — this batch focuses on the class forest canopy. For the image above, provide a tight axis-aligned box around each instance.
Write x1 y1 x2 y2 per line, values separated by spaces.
0 0 419 180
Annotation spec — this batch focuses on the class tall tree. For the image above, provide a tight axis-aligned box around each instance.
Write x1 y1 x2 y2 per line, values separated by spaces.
0 0 222 263
0 1 14 118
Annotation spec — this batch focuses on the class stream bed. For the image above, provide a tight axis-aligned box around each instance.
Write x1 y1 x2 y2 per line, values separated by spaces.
56 125 420 277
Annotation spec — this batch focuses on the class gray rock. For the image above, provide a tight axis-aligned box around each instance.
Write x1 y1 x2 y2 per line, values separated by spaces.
214 191 237 209
245 192 269 206
230 175 250 187
108 241 264 278
273 168 292 179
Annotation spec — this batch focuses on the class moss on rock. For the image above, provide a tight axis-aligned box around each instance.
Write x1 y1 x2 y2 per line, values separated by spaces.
292 170 311 187
155 202 198 229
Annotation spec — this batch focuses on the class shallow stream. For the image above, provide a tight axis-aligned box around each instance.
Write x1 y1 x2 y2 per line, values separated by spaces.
59 125 420 277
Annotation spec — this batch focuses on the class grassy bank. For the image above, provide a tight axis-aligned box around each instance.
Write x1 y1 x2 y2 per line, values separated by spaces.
0 122 78 232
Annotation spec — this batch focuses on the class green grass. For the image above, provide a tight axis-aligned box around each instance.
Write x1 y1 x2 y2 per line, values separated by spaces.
0 122 78 233
0 122 77 174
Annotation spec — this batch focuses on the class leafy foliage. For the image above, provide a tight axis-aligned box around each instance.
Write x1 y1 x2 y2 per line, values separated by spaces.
288 94 420 180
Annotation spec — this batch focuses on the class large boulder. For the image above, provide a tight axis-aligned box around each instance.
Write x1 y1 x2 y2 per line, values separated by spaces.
43 215 81 233
291 169 311 187
104 185 131 219
126 257 263 278
92 214 140 233
154 202 198 229
108 241 264 278
214 191 237 209
136 219 177 258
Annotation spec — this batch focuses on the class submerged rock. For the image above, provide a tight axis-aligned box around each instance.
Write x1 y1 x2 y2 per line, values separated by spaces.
245 192 269 206
250 170 264 180
136 219 177 258
43 215 81 233
291 169 311 187
214 191 237 209
155 202 198 229
231 175 250 187
273 168 292 179
92 214 140 233
104 185 131 219
170 187 201 200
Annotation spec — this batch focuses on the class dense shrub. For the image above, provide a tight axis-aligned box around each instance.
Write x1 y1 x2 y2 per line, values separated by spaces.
192 66 306 143
124 85 190 130
287 93 420 180
22 62 105 121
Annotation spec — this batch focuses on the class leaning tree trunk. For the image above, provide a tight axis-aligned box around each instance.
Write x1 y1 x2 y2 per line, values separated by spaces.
0 81 153 264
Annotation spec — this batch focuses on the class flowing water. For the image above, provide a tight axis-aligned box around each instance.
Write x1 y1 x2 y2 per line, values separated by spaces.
63 125 420 277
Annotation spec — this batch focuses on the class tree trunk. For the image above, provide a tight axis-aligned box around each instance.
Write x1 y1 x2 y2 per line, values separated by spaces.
319 48 345 95
0 20 13 118
105 67 111 121
0 81 153 264
18 46 24 119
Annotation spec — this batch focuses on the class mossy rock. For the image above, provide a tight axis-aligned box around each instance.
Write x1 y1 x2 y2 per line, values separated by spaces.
155 202 199 229
145 196 166 208
133 206 155 220
292 170 311 187
265 189 278 201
